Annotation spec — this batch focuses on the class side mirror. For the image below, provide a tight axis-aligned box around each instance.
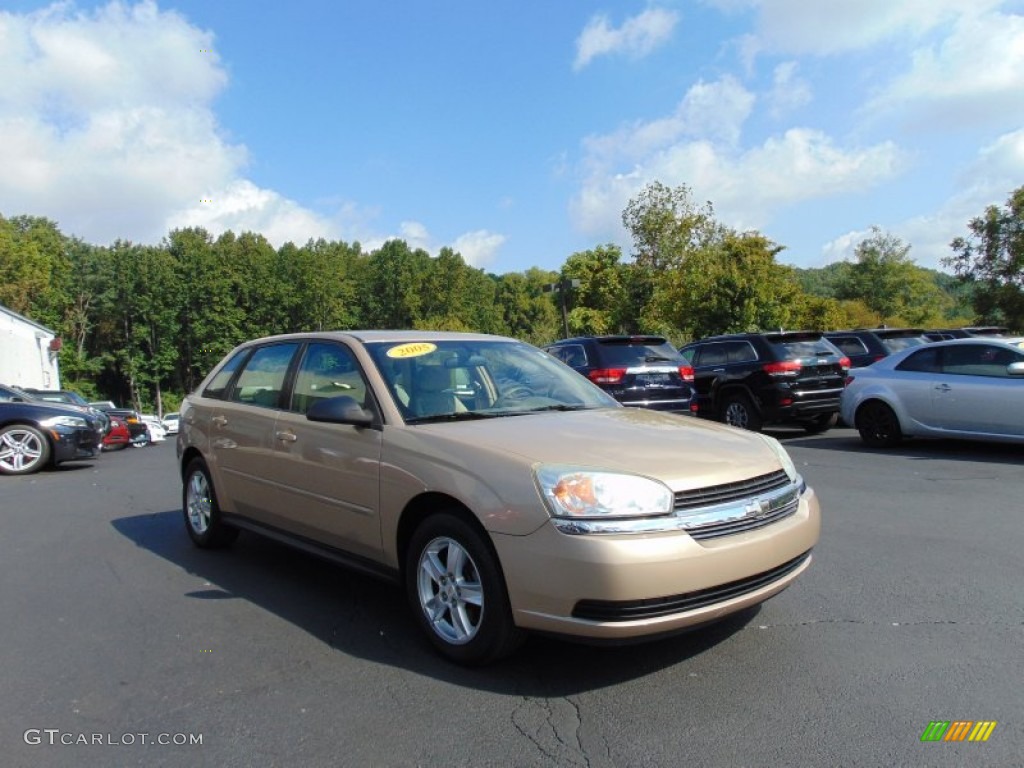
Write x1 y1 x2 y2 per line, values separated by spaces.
1007 362 1024 376
306 395 375 427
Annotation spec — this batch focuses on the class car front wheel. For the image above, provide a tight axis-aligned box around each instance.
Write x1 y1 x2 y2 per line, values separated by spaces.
406 512 524 665
0 425 51 475
856 401 902 448
183 458 239 548
721 394 763 432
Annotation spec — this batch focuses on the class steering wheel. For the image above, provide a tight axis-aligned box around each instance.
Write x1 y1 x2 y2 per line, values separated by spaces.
494 383 535 407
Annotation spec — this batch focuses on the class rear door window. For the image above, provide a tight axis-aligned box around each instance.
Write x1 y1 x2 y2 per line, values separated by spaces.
203 349 250 400
896 347 940 373
228 343 300 408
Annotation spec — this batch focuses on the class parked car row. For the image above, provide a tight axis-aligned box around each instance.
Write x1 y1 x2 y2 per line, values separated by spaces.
0 384 105 475
543 327 1021 447
0 384 176 475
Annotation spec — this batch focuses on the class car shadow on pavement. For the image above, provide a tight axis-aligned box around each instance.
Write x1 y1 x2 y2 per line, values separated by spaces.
111 509 759 693
773 428 1024 466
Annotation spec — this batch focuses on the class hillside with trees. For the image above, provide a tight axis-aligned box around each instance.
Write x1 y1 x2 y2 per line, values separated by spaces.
2 182 1019 413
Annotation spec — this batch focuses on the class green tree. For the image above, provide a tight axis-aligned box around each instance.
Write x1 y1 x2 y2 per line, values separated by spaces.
363 240 432 328
493 269 560 345
561 245 626 335
835 227 952 326
648 231 804 339
946 186 1024 330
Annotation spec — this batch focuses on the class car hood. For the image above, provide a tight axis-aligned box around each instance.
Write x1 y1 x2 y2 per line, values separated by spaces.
1 400 98 420
412 407 787 492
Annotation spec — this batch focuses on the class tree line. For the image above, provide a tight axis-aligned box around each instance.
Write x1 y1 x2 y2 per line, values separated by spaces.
1 182 1020 413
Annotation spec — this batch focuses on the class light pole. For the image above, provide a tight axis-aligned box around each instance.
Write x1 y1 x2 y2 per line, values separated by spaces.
543 278 581 339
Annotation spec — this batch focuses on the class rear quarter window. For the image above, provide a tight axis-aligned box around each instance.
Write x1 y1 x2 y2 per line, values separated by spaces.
597 340 680 366
772 339 840 359
202 349 250 400
829 336 868 356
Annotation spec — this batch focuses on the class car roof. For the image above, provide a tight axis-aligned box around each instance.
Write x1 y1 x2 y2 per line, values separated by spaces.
550 335 669 344
232 330 516 346
826 328 926 337
691 330 823 343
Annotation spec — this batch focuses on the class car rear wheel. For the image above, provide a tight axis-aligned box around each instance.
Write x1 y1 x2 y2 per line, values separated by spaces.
721 394 762 432
856 401 902 447
0 425 51 475
802 413 838 434
406 512 524 665
183 458 239 548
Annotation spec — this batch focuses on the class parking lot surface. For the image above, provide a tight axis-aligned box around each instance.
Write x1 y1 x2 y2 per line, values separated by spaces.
1 430 1021 767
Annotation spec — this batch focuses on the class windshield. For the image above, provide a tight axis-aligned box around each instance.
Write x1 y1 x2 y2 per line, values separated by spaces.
366 339 618 423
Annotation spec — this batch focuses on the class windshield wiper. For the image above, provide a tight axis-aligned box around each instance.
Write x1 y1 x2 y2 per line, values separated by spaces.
519 404 594 413
406 411 502 424
644 355 676 363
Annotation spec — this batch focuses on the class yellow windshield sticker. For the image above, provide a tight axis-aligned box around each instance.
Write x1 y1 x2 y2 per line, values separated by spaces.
386 342 437 359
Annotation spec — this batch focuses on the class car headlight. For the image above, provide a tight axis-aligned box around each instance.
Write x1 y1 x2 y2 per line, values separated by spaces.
40 415 88 429
758 433 799 484
535 465 673 519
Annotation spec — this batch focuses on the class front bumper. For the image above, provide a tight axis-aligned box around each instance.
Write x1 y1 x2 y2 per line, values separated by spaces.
50 427 101 464
492 486 820 640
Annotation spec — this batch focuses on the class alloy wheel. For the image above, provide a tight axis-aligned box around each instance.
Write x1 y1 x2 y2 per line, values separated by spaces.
416 536 485 645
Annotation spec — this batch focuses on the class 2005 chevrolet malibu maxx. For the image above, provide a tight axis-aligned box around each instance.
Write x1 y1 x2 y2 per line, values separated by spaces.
177 331 820 664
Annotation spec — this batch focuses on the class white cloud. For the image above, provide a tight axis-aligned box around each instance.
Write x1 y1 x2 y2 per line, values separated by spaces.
581 77 755 167
573 8 679 71
766 61 812 118
166 180 338 247
820 130 1024 268
728 0 1004 56
864 10 1024 128
360 223 505 269
572 77 902 242
451 230 506 268
0 0 495 256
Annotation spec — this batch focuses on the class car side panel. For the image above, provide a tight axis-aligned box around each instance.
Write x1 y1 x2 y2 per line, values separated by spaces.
270 410 385 560
933 374 1024 436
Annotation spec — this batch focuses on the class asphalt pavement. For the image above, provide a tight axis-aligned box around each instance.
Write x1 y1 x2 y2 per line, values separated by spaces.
1 430 1021 767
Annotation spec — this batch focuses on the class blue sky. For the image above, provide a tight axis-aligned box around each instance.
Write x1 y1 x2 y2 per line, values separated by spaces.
2 1 1022 274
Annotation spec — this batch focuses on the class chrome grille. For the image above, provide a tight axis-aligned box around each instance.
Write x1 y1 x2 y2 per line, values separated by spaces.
674 470 789 511
673 470 802 541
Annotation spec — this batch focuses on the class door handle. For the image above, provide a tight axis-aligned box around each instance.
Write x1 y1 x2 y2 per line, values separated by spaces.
275 431 298 443
212 415 228 427
934 384 952 392
712 368 725 372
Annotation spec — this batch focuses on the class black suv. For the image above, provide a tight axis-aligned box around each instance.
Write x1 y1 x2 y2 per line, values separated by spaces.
544 335 696 414
823 328 930 368
679 331 849 432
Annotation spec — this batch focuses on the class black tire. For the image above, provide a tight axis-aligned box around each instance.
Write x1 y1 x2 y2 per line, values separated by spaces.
856 401 903 448
405 512 525 665
802 413 838 434
0 424 52 475
721 394 763 432
182 458 239 548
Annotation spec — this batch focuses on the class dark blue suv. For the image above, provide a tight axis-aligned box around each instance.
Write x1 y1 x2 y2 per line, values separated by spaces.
544 335 697 414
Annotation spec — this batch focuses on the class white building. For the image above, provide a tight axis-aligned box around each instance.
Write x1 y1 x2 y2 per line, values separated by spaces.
0 304 61 389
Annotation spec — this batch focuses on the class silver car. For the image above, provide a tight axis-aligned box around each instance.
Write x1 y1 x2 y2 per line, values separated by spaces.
842 337 1024 447
177 331 820 664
